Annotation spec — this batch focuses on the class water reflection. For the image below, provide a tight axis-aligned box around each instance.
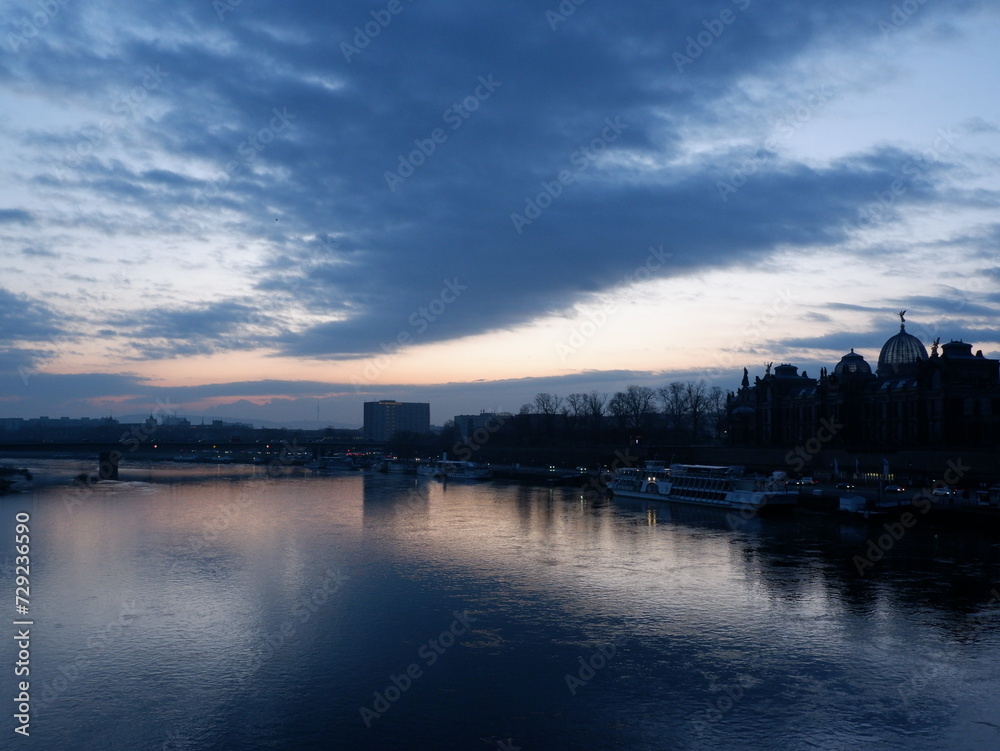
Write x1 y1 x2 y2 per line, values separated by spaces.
7 463 1000 750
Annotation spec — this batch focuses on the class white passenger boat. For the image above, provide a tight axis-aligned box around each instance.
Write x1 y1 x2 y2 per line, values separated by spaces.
609 462 797 516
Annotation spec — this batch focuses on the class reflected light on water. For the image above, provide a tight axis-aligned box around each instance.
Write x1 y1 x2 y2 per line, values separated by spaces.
7 461 1000 750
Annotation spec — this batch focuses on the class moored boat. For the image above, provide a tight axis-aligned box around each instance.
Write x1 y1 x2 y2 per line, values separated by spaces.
421 459 492 480
609 462 797 516
306 453 361 473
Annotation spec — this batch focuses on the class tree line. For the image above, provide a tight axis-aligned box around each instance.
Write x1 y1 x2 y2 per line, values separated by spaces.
515 382 727 443
382 381 731 458
399 382 727 453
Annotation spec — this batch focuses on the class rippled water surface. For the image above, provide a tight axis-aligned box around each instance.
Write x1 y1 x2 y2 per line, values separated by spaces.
3 460 1000 750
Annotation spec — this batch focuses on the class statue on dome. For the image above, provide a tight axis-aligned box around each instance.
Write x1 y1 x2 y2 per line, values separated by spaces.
898 309 906 324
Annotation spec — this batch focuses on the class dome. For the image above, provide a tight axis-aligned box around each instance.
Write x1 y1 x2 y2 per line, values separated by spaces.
877 322 927 377
940 340 974 358
835 348 872 377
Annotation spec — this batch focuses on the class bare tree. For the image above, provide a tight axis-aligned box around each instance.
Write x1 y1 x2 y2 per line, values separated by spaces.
707 385 726 438
582 391 607 420
621 384 656 429
533 392 563 415
608 391 628 430
582 390 607 438
566 392 586 440
685 380 709 440
532 392 563 444
658 382 688 435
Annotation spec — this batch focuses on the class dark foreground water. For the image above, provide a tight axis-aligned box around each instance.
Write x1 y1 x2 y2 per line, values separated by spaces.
3 460 1000 750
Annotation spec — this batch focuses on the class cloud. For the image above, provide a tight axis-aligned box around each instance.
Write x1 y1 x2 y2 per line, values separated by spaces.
961 117 1000 134
0 0 997 413
0 367 676 426
0 287 68 344
0 209 33 224
778 320 1000 358
20 246 58 258
115 299 270 359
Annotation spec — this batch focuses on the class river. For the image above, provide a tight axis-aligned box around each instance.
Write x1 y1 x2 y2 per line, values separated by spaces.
2 459 1000 750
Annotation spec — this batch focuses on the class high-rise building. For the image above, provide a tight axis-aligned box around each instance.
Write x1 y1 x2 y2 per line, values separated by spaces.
363 400 430 441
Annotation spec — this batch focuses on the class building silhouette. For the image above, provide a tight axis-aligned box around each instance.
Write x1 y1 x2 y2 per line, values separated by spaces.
727 313 1000 449
363 400 430 441
453 412 505 441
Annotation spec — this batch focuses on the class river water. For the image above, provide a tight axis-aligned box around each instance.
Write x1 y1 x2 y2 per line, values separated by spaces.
3 459 1000 750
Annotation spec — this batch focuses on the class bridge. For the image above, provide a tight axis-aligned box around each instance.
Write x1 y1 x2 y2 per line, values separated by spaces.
0 439 386 459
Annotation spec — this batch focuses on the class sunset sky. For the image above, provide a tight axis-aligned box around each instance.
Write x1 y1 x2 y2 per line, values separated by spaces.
2 0 999 427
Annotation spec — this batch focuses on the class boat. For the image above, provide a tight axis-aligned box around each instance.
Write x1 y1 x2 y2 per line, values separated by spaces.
306 453 361 473
608 462 797 516
838 492 916 520
420 459 492 480
838 494 893 519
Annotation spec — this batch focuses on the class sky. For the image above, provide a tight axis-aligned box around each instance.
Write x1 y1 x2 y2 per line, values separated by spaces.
1 0 999 428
